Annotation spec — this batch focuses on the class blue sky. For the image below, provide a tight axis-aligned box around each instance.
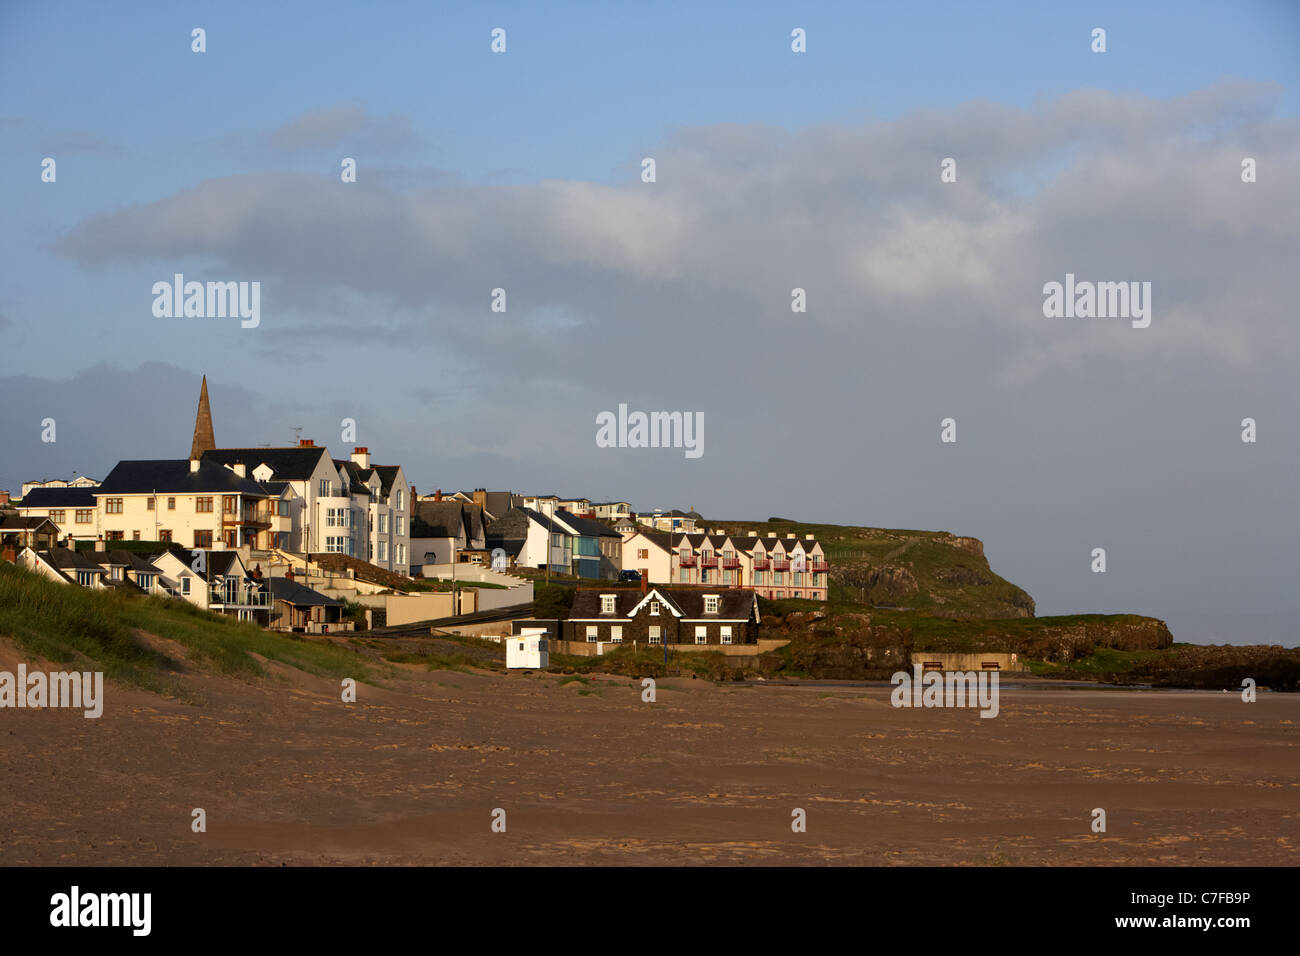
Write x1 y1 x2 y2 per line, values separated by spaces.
2 1 1298 640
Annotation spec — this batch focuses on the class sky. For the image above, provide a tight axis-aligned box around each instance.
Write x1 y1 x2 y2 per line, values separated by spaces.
2 1 1298 644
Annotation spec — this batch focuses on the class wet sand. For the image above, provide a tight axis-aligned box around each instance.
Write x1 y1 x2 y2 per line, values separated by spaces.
2 643 1296 866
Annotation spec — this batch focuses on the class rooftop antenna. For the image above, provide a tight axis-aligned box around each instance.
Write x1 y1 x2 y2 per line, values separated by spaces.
290 425 303 445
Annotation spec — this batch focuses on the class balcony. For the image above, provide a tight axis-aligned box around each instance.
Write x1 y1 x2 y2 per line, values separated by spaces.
720 556 740 569
678 555 697 567
752 558 769 570
699 555 718 568
809 560 829 572
770 559 790 571
210 590 271 608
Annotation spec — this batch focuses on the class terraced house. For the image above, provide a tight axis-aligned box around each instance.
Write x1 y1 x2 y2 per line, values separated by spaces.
622 529 830 601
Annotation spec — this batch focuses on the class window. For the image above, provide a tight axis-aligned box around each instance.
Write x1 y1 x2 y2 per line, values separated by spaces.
648 626 661 644
700 570 710 583
378 541 388 562
167 497 176 510
278 499 290 517
181 578 191 595
77 571 94 586
319 479 331 497
378 514 387 534
196 497 213 513
75 510 92 523
133 531 141 541
638 549 648 560
610 625 623 643
147 497 155 511
601 595 616 614
194 530 212 548
721 625 733 645
326 536 345 553
107 531 124 541
723 571 732 585
223 531 236 547
396 516 403 536
679 569 688 583
650 600 660 616
275 532 290 549
105 498 123 514
775 572 784 585
223 496 237 515
695 625 708 645
396 490 404 511
397 545 405 565
586 625 598 643
50 509 66 523
704 595 719 614
159 530 172 542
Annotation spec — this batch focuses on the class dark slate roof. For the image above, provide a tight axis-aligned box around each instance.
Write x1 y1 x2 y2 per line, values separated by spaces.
1 515 58 530
87 550 162 573
484 507 552 541
265 576 343 607
333 460 373 495
202 447 330 481
18 487 97 508
260 481 291 495
569 587 757 621
372 465 400 495
97 459 269 496
42 548 106 573
412 501 483 539
553 509 621 538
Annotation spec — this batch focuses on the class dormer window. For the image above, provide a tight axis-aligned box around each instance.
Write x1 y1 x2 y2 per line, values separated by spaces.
650 600 660 616
601 594 616 614
704 595 719 614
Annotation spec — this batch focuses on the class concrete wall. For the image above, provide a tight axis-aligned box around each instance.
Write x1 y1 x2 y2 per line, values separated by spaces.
913 651 1022 673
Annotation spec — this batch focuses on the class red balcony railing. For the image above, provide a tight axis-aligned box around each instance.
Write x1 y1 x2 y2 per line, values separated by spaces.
771 559 790 571
809 560 828 572
720 556 740 569
678 555 697 567
752 558 769 570
699 555 718 568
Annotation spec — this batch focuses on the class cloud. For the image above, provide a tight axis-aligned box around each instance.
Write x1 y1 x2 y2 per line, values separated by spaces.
37 84 1300 627
266 102 422 154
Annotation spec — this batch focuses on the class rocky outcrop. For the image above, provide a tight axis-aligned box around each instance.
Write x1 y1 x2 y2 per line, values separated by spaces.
758 610 910 679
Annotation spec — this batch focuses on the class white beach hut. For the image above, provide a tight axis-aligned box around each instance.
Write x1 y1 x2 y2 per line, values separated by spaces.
506 627 549 669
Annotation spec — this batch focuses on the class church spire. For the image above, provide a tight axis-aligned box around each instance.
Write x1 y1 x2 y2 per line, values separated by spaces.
189 375 216 460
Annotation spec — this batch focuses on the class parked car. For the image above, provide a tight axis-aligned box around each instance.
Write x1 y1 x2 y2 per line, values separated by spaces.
618 569 642 583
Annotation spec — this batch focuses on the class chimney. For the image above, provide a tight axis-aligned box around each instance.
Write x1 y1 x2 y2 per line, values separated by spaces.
472 488 487 510
285 566 295 581
252 563 263 579
641 575 647 594
233 462 247 478
95 534 105 552
298 438 315 447
189 458 201 473
351 446 370 469
805 533 814 540
435 489 443 501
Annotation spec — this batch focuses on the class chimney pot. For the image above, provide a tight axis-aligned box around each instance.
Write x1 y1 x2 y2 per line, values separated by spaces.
299 439 314 447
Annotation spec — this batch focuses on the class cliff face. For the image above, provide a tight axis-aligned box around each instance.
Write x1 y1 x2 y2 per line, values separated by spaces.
759 610 911 680
726 521 1036 619
949 618 1174 661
